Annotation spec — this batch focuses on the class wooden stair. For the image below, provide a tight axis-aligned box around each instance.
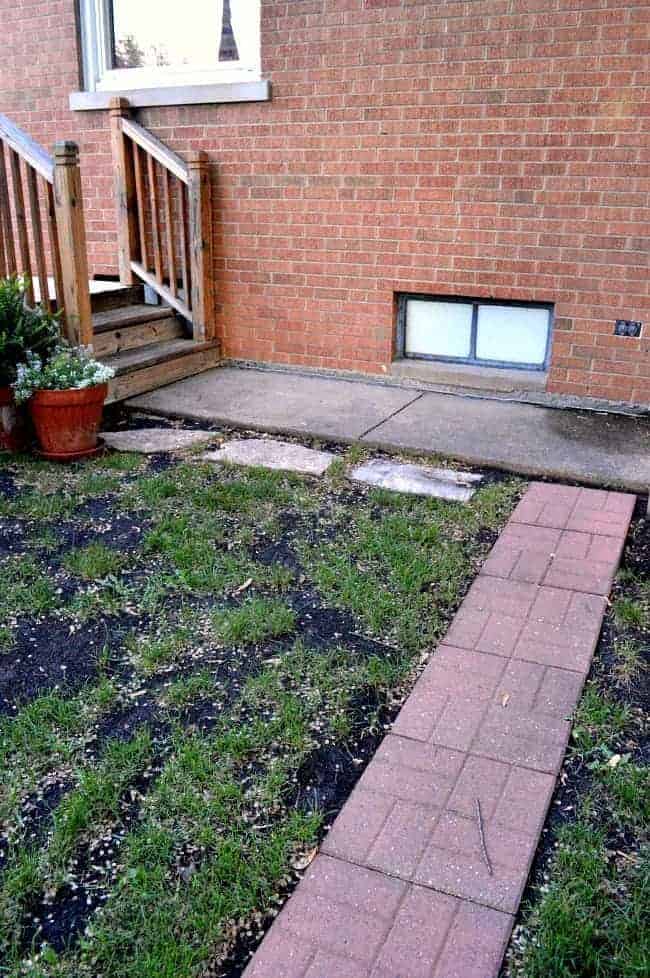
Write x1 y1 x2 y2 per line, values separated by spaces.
91 287 220 404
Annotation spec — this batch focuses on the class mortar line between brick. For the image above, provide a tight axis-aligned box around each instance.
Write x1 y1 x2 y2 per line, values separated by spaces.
321 850 516 920
476 568 616 601
385 729 571 777
357 391 425 440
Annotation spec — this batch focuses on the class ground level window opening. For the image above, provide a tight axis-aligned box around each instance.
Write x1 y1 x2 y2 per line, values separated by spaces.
397 295 553 371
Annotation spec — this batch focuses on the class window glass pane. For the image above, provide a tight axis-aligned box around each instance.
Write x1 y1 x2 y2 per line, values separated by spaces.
476 305 549 365
112 0 232 70
405 300 473 359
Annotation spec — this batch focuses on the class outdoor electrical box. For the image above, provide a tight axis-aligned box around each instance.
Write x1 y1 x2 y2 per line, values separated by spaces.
614 320 642 337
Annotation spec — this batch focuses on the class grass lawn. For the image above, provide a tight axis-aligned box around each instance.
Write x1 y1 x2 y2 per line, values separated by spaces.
0 438 521 978
503 514 650 978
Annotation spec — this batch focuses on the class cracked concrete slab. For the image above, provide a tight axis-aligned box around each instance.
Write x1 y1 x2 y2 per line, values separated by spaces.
363 392 650 492
126 366 650 491
129 367 420 442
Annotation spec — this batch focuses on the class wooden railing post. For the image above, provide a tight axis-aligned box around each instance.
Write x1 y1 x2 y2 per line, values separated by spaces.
109 97 137 285
186 150 215 342
53 141 93 347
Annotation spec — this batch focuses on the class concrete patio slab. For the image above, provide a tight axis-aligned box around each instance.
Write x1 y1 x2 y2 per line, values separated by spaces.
350 459 479 501
365 391 650 491
127 366 650 492
243 481 636 978
203 438 335 475
101 428 219 454
129 366 420 442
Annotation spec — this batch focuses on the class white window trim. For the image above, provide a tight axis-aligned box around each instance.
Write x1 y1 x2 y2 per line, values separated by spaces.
72 0 268 110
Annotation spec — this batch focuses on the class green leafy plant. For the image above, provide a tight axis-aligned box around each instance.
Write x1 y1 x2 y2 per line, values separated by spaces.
12 344 115 404
0 276 60 387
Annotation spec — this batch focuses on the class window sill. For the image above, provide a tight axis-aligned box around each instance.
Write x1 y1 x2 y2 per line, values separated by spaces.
69 79 271 111
391 358 548 394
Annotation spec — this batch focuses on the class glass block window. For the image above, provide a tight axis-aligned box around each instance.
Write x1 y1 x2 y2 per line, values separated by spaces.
399 295 552 370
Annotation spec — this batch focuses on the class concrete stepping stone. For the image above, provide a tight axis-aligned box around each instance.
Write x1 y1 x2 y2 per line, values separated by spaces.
203 438 335 475
350 459 481 502
101 428 219 454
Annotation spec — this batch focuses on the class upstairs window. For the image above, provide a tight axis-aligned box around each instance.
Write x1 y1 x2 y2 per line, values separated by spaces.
79 0 261 93
397 295 553 371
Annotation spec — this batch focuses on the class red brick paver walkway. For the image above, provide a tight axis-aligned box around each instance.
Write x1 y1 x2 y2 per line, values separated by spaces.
244 483 636 978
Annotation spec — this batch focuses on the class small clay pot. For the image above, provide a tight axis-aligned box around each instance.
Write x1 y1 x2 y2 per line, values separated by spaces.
0 385 30 452
28 384 108 461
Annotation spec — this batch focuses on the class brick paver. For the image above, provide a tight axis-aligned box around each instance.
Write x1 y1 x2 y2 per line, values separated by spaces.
244 482 635 978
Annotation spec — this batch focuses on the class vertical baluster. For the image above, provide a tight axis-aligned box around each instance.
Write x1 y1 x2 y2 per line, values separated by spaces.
45 182 65 315
8 150 33 303
0 142 17 275
180 183 191 309
163 169 177 296
132 143 148 272
147 154 163 284
0 183 6 278
26 167 50 311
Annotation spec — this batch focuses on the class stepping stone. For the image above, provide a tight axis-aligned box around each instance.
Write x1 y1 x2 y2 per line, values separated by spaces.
350 459 481 502
203 438 335 475
101 428 218 454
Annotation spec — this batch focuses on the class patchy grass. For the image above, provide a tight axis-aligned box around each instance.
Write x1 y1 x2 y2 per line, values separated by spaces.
62 542 128 580
0 441 520 977
504 517 650 978
212 598 296 646
0 556 60 620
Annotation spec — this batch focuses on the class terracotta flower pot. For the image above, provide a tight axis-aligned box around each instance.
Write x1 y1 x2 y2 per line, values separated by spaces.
0 385 30 452
28 383 108 461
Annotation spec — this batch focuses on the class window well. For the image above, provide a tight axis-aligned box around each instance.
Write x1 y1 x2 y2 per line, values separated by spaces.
398 295 552 371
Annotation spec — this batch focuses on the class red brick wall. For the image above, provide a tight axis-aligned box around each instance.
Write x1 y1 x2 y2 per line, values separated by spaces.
1 0 648 405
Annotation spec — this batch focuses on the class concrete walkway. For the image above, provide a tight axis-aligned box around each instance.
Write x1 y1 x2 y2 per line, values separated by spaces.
243 482 636 978
128 367 650 492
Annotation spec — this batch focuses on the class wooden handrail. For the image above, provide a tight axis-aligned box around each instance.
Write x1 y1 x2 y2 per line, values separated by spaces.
0 114 92 346
0 113 54 183
109 97 215 342
120 117 188 184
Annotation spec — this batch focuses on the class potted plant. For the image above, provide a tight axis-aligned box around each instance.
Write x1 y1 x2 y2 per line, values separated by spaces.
12 345 115 461
0 276 60 450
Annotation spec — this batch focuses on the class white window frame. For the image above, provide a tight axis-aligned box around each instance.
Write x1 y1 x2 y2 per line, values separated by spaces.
77 0 261 94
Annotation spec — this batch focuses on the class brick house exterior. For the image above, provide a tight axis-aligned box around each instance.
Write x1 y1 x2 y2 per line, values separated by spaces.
0 0 648 406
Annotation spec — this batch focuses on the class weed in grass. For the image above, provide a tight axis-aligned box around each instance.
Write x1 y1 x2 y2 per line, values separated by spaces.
0 624 13 652
213 598 296 645
47 728 153 874
66 577 135 620
614 595 646 629
163 670 216 710
570 685 631 756
520 818 650 978
132 472 181 504
92 451 143 472
132 625 192 674
29 527 60 552
0 490 76 521
614 638 647 686
267 564 295 592
62 542 128 580
0 555 59 621
75 471 122 497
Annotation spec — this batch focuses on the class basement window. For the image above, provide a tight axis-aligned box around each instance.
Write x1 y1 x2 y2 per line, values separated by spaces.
72 0 268 109
397 295 553 371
